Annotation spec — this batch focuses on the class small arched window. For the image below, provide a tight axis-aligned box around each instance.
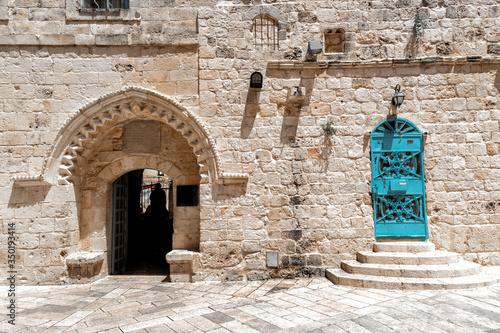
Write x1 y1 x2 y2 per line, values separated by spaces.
250 72 263 88
253 15 279 51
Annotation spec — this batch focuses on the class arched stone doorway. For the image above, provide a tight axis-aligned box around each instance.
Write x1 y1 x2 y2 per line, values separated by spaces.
40 87 248 281
80 119 201 275
44 87 218 278
110 168 188 275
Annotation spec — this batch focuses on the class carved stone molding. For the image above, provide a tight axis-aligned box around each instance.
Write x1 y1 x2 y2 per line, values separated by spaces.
38 86 247 186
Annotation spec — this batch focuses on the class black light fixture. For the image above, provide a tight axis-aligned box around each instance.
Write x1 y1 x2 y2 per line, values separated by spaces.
391 84 405 106
250 72 263 89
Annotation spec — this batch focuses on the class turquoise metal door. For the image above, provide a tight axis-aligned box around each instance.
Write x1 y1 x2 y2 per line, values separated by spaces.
370 118 428 239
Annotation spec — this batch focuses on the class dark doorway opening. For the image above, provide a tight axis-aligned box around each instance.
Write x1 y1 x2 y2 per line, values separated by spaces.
110 169 173 276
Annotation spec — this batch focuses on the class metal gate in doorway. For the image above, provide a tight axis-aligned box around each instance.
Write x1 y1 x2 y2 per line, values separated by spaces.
110 173 128 274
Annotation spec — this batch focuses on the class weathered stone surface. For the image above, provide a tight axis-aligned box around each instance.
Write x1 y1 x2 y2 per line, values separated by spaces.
66 252 104 279
1 1 500 285
487 44 500 54
215 47 234 59
122 120 161 154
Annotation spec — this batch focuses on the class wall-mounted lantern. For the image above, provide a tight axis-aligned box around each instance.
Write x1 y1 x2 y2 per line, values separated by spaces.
391 84 405 107
306 40 323 61
250 72 263 89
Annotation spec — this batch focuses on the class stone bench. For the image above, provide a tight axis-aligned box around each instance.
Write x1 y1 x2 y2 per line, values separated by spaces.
66 252 105 280
166 250 197 282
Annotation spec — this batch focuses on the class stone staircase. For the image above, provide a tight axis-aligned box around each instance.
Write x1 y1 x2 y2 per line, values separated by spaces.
326 242 500 290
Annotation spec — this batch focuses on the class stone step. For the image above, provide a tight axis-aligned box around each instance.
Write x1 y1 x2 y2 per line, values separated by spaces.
373 241 435 253
341 260 481 278
326 266 500 290
357 250 460 265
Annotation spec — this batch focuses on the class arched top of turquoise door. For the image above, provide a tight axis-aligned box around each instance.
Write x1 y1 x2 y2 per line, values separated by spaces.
372 118 422 137
371 118 423 154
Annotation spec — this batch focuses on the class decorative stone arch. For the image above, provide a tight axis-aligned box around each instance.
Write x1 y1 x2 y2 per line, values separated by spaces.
97 156 185 187
40 86 247 187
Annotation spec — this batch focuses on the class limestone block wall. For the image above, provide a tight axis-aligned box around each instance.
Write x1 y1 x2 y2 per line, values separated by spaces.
0 0 198 46
0 0 500 283
0 185 79 283
193 0 500 280
0 43 200 282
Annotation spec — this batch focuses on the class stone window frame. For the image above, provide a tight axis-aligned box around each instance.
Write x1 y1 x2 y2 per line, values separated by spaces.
324 28 346 54
253 14 279 51
66 0 140 21
243 6 290 51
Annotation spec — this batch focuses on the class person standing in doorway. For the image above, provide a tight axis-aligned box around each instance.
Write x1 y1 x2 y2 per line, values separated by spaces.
149 183 173 261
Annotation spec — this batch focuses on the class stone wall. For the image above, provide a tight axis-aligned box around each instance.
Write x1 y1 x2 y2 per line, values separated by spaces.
195 1 500 279
0 42 200 282
0 0 499 283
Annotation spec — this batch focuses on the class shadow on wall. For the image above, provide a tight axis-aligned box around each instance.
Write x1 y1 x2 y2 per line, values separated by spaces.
241 89 260 139
281 104 301 144
280 77 315 144
404 34 419 59
8 185 50 208
495 70 500 92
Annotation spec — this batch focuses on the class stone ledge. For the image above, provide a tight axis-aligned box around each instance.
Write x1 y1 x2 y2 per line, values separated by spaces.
267 56 500 70
13 175 51 187
373 241 435 253
215 173 249 185
0 34 198 46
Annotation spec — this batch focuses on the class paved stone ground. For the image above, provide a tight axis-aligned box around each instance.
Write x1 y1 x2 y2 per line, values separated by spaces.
3 276 500 333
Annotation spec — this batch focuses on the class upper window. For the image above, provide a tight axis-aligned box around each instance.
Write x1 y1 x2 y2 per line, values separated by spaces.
324 28 345 53
253 15 279 51
82 0 129 9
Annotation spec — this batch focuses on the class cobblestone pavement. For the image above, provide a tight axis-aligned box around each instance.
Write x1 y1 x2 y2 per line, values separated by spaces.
3 276 500 333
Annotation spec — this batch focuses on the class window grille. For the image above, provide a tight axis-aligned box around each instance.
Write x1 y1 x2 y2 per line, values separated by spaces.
253 15 279 51
250 72 263 89
82 0 128 9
